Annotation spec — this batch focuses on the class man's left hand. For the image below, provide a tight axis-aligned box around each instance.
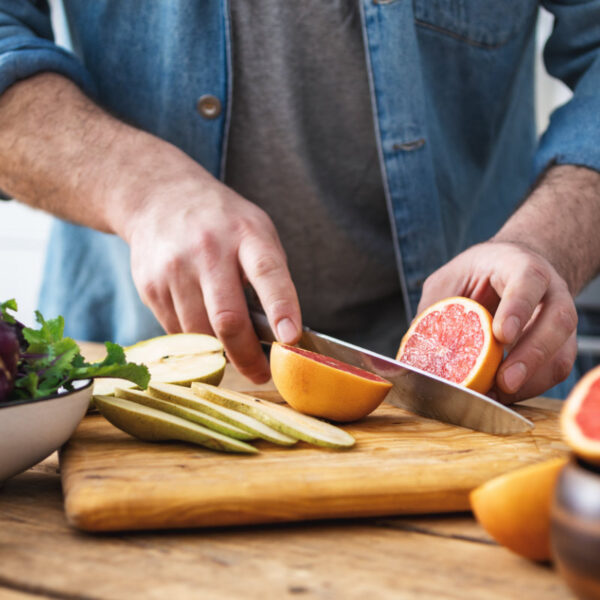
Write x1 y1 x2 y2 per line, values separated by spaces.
418 240 578 403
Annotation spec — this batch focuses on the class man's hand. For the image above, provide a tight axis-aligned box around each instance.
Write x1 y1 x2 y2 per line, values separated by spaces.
418 165 600 402
124 175 301 383
0 73 301 383
418 241 578 402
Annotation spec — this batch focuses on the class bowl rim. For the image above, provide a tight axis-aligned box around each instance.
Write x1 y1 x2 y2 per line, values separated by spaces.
0 378 93 410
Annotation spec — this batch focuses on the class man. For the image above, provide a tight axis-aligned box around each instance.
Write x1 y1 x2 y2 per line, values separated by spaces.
0 2 598 402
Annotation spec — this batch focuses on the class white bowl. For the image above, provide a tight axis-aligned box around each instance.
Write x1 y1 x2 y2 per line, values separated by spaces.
0 379 92 483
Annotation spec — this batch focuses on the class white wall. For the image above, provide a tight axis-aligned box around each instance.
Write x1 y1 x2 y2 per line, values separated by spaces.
0 7 577 328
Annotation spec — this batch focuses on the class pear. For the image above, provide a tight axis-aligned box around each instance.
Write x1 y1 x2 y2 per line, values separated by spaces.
94 395 258 454
125 333 223 361
142 352 226 386
191 382 355 449
148 382 297 446
115 387 256 441
92 333 226 399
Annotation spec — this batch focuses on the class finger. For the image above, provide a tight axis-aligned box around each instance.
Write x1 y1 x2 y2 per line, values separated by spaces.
169 264 215 335
200 258 270 383
417 267 465 314
490 257 553 345
133 269 182 334
496 285 577 395
494 330 577 403
238 237 302 345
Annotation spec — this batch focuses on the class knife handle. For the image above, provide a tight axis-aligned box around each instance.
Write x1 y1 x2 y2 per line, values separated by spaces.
249 310 277 344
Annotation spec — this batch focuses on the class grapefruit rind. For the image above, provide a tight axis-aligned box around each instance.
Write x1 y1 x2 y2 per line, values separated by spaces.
397 296 503 394
561 365 600 465
270 342 392 423
470 457 568 561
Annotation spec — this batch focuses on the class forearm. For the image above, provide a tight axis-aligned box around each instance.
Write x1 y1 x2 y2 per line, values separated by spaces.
493 165 600 296
0 72 211 241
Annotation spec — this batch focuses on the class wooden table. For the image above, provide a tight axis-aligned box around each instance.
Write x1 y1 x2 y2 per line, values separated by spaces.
0 347 575 599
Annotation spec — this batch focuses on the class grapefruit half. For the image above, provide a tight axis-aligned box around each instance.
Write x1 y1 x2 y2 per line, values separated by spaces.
397 296 503 394
269 342 392 422
470 457 568 561
561 365 600 465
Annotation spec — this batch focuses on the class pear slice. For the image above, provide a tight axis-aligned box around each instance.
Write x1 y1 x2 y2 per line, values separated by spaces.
92 333 226 399
94 395 258 454
143 353 226 385
148 382 297 446
125 333 223 361
115 387 256 441
93 377 136 397
191 383 355 449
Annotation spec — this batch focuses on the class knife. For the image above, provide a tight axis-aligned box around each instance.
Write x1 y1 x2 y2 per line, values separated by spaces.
249 310 534 435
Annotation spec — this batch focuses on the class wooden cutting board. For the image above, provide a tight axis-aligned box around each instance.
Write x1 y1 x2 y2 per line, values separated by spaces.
59 389 569 533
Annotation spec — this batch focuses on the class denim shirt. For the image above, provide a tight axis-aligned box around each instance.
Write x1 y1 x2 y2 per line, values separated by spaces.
1 1 600 348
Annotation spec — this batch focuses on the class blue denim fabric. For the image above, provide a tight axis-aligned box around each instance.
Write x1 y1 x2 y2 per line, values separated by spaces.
1 1 599 396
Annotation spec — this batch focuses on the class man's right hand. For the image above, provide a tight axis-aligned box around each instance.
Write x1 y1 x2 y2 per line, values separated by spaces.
0 73 301 383
123 172 302 383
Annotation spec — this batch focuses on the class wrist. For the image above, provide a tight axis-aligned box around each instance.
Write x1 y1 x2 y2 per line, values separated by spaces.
493 165 600 295
98 129 217 243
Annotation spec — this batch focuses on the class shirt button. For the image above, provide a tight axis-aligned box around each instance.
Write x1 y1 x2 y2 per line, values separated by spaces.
196 95 222 119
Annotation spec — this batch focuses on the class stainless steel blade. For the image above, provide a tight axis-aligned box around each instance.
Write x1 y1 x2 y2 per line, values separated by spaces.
250 310 534 435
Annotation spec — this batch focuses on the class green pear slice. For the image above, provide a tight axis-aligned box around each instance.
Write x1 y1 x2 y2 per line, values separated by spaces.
92 333 226 399
94 395 257 454
115 387 256 441
125 333 223 361
144 353 226 385
93 377 136 397
148 382 297 446
191 383 356 449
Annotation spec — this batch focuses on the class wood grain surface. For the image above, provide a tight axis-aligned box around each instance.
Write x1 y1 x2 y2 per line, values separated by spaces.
60 387 569 532
0 352 574 599
0 453 574 600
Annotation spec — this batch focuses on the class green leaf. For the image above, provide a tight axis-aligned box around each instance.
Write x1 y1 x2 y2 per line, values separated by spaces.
1 299 17 324
3 305 150 401
71 342 150 389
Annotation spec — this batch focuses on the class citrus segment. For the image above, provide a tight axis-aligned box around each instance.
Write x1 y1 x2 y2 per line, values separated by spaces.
397 296 503 394
269 342 392 422
561 365 600 465
470 457 568 561
280 346 386 382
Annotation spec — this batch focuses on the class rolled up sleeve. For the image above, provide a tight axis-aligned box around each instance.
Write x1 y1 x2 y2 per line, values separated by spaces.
0 1 96 99
534 0 600 178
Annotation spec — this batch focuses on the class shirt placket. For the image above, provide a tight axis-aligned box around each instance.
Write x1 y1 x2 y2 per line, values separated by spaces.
359 0 449 321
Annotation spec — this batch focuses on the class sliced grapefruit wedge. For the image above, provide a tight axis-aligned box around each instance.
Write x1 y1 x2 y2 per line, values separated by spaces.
269 342 392 422
470 457 568 561
397 296 503 394
561 365 600 465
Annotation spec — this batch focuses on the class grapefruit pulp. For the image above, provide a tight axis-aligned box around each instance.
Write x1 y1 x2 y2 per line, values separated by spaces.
470 457 568 561
269 342 392 422
397 296 503 394
561 365 600 465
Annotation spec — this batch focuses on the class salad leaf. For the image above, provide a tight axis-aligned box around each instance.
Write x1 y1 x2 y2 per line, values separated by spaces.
0 300 150 402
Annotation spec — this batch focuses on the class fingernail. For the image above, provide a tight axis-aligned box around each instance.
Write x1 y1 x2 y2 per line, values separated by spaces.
503 316 521 343
276 318 298 344
502 362 527 393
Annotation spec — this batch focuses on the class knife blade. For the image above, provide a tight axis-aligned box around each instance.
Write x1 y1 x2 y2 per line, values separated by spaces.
249 310 534 435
